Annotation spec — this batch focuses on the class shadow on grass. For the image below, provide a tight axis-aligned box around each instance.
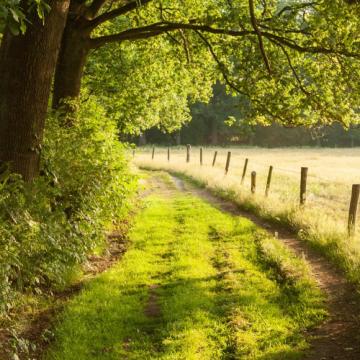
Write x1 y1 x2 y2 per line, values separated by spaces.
46 188 322 360
47 261 313 359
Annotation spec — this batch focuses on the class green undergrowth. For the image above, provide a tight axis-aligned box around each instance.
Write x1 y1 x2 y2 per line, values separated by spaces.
0 100 137 359
140 165 360 290
46 176 326 360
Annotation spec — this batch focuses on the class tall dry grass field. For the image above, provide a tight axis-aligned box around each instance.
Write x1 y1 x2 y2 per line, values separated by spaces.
134 146 360 286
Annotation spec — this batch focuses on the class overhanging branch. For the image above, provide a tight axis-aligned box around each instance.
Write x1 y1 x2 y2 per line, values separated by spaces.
249 0 272 74
85 0 108 20
87 0 154 29
194 30 287 123
90 22 254 48
277 42 311 97
194 30 244 96
263 31 360 59
89 19 360 63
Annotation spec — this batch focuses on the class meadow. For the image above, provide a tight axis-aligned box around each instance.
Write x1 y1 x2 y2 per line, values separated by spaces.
135 147 360 286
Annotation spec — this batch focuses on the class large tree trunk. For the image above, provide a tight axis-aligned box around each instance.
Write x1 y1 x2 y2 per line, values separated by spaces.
0 0 70 181
53 18 91 109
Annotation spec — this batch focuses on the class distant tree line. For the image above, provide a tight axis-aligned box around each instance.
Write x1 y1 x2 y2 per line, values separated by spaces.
138 83 360 148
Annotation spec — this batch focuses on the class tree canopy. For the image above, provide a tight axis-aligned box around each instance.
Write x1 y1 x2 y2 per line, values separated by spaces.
75 0 360 134
85 31 214 134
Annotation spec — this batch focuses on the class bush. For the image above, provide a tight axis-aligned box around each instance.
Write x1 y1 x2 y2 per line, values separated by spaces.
0 100 136 314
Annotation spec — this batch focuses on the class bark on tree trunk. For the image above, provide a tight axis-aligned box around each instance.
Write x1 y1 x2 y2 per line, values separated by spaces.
175 131 181 146
0 0 70 181
139 132 147 146
53 19 91 109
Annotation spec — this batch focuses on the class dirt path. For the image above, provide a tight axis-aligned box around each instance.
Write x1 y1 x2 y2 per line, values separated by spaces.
169 174 360 360
4 172 360 359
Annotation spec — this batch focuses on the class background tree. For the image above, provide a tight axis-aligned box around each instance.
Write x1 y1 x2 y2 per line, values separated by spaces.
144 83 360 147
182 83 250 145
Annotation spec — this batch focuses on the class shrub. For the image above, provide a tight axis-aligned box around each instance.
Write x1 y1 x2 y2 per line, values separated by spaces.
0 99 136 314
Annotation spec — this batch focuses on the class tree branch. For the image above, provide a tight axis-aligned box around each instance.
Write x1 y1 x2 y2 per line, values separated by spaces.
194 30 243 95
248 0 272 74
194 30 287 123
89 19 360 62
179 29 191 64
262 31 360 59
277 42 311 97
85 0 108 20
90 22 254 48
277 43 346 126
87 0 154 29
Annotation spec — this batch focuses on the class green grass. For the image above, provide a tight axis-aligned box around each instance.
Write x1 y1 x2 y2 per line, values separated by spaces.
137 158 360 289
46 182 326 360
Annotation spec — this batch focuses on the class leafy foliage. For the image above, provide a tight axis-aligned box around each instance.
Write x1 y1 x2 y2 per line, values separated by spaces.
0 0 50 34
144 83 360 147
0 99 136 314
2 1 360 129
85 30 214 135
81 0 360 133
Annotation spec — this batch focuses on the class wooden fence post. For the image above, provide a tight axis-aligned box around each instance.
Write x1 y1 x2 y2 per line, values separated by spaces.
152 147 155 160
132 149 135 158
212 151 218 167
265 166 273 197
225 151 231 174
241 158 249 184
186 144 191 163
348 184 360 236
251 171 256 193
300 167 308 205
167 147 170 162
200 147 203 166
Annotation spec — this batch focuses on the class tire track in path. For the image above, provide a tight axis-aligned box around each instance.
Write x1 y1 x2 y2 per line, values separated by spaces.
170 174 360 360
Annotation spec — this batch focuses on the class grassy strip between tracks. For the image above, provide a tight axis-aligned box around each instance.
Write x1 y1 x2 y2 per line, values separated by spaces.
46 175 326 359
138 161 360 289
